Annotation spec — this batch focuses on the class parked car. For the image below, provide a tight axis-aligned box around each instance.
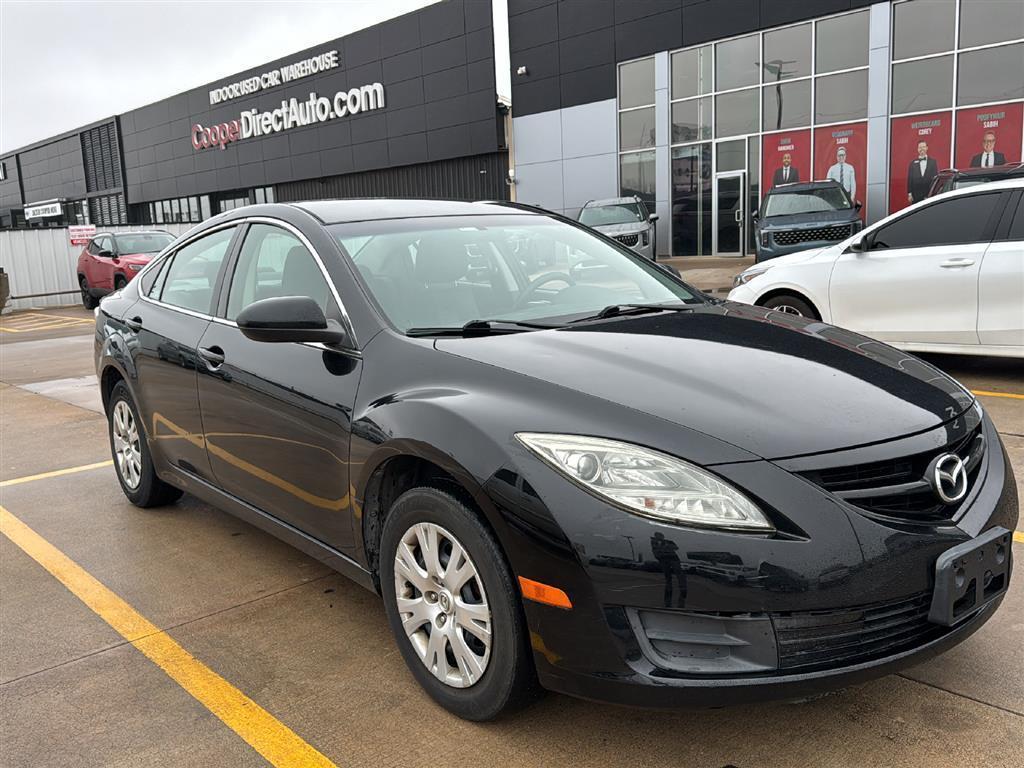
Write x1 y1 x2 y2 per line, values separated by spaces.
730 179 1024 358
754 180 863 263
578 196 658 260
78 230 174 309
96 199 1015 720
928 162 1024 198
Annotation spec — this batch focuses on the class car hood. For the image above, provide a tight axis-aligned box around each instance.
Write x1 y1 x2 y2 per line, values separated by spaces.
436 303 974 460
118 252 157 264
590 222 648 236
759 209 858 229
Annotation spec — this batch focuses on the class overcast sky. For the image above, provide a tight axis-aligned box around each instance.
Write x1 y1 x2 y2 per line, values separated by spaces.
0 0 447 153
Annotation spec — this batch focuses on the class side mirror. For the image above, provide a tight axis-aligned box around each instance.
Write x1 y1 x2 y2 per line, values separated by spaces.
855 200 863 211
648 213 659 223
98 249 115 258
236 296 348 345
849 233 869 253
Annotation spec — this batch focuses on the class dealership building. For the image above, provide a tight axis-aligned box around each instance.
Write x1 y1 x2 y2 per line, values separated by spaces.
1 0 1022 259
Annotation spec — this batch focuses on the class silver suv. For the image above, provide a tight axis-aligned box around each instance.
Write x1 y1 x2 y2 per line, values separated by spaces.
578 196 658 260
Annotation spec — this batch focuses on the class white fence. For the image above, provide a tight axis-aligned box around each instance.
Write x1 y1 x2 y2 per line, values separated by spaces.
0 223 194 311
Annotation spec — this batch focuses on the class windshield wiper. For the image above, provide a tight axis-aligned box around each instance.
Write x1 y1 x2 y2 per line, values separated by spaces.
568 303 696 324
405 319 560 337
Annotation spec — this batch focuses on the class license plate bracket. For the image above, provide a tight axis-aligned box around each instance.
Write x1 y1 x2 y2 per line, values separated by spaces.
929 527 1012 627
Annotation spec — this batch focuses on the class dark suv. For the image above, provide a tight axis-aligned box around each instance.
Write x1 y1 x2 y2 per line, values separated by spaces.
754 180 863 263
928 163 1024 197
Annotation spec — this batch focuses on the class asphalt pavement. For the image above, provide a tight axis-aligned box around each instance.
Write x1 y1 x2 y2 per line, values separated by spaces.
1 302 1022 768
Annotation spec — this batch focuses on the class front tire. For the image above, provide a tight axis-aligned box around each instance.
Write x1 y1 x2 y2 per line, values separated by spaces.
80 277 98 310
380 487 539 720
761 293 818 319
107 381 182 507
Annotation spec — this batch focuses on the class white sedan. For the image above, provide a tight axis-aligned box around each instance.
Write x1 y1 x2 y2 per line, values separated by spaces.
728 179 1024 358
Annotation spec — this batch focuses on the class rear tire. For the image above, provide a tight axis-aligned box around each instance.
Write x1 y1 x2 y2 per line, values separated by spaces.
107 381 182 508
761 293 818 319
80 277 98 310
114 275 127 291
380 487 539 720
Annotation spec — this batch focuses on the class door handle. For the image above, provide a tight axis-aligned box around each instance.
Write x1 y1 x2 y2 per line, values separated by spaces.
198 345 225 369
734 209 743 223
124 315 143 332
940 258 975 268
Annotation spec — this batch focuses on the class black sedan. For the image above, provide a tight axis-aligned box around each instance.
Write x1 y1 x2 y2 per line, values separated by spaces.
94 199 1017 720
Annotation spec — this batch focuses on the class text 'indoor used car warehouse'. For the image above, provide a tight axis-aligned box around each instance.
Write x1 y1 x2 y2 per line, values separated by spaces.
1 2 1022 768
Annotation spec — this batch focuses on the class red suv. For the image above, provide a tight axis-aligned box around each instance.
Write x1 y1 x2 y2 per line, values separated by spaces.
78 231 174 308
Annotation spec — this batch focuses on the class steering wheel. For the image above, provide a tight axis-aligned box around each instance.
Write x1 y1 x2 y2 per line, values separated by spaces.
514 271 576 309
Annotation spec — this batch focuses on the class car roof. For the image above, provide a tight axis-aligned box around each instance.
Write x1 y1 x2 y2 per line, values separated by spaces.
581 196 640 208
766 180 843 193
939 162 1024 178
289 198 535 224
92 230 171 239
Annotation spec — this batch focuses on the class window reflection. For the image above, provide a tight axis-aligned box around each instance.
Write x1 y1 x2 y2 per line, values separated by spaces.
762 24 811 81
671 144 712 256
893 0 956 60
892 56 953 114
716 89 759 137
620 151 656 205
763 80 811 131
959 0 1024 48
957 43 1024 106
620 107 656 150
816 11 869 73
716 35 760 91
672 46 712 99
619 58 655 109
815 70 868 123
672 98 712 143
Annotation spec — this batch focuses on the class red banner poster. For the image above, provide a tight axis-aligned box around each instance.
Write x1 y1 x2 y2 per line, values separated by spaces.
955 102 1024 170
889 111 952 214
814 121 868 217
761 129 811 199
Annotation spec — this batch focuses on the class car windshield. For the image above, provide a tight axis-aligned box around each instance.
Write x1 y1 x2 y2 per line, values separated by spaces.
115 233 174 254
330 214 698 333
762 188 851 217
579 203 644 226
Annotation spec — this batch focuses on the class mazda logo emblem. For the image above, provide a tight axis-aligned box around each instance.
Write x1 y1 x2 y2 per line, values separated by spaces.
927 453 968 504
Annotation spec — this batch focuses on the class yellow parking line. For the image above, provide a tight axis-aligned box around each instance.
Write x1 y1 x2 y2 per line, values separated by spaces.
0 325 25 333
1014 531 1024 544
0 504 337 768
0 460 113 488
972 390 1024 401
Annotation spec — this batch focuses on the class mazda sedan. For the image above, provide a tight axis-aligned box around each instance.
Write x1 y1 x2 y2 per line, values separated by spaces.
95 200 1017 720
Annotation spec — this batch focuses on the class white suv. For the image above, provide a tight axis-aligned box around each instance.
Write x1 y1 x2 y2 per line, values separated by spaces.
728 179 1024 358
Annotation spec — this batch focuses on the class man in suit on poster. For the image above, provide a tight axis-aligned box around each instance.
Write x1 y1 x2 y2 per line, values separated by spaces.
771 153 800 186
970 131 1006 168
907 140 938 203
826 147 857 200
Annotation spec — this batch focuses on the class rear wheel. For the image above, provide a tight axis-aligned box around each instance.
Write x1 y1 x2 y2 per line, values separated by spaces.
380 487 539 720
114 275 127 291
762 293 818 319
107 381 182 507
80 277 98 310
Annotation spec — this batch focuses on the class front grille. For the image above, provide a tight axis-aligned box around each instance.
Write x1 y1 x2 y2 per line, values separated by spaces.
615 233 640 247
773 592 945 671
801 425 984 523
772 224 852 247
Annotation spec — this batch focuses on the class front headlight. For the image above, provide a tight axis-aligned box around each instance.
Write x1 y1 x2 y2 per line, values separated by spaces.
516 433 773 532
733 265 772 287
127 263 144 271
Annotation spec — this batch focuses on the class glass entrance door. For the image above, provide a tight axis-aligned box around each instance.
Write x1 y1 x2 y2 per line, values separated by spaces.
714 172 746 256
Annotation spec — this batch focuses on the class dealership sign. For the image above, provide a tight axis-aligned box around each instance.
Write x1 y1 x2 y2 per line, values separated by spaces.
24 200 63 219
68 224 96 245
209 49 340 105
192 83 385 151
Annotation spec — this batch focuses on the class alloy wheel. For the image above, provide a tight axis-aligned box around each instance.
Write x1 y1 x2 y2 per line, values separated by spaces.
393 521 492 688
112 400 142 489
773 304 804 316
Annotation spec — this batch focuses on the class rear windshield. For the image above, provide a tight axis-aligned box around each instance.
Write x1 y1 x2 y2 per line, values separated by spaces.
763 187 852 217
115 232 174 254
579 203 644 226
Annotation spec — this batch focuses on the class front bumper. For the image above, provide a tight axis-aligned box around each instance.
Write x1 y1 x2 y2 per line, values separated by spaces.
495 414 1017 707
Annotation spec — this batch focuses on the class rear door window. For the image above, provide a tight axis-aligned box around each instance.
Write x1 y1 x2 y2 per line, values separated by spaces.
870 193 1001 250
